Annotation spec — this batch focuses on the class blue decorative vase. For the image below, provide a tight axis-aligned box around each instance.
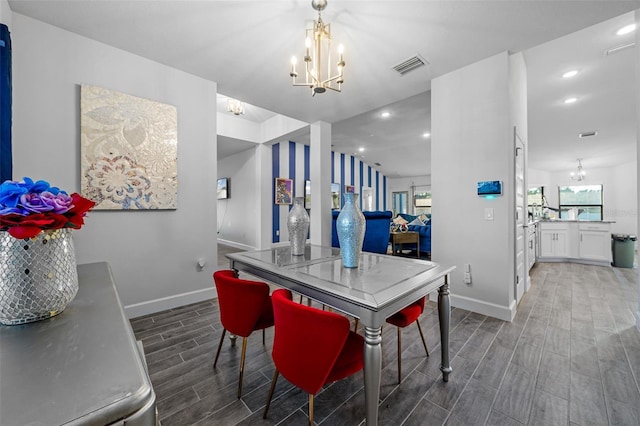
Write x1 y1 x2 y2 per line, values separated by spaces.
336 193 366 268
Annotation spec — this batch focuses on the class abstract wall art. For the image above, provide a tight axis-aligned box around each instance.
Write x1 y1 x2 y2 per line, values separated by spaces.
80 85 178 210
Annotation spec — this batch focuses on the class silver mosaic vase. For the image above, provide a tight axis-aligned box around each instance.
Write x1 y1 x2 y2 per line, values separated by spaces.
336 193 366 268
287 197 310 256
0 228 79 325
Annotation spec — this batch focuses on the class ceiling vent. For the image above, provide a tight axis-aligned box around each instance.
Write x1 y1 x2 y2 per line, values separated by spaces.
374 162 382 167
392 55 428 75
579 131 598 138
604 42 635 56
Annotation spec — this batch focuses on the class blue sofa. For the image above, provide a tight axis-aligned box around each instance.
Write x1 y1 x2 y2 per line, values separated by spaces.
395 213 431 256
331 210 393 254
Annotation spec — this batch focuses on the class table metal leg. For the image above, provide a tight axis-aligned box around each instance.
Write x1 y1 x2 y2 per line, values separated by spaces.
438 275 452 382
363 326 382 426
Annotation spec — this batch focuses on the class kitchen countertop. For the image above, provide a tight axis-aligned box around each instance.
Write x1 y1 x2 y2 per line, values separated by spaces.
535 219 615 223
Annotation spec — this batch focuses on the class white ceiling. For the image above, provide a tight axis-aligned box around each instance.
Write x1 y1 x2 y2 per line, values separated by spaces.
9 0 639 178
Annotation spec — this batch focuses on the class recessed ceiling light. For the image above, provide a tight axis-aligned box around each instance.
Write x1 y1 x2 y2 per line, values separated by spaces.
617 23 636 35
562 70 578 78
358 147 365 152
422 132 431 138
380 111 391 118
564 97 577 104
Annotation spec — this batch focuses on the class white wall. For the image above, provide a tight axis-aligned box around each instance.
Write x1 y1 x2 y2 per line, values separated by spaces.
432 52 516 321
217 147 259 250
0 0 11 28
11 14 218 317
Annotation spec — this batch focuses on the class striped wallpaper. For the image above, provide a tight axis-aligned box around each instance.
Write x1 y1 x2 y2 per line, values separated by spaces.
272 141 387 243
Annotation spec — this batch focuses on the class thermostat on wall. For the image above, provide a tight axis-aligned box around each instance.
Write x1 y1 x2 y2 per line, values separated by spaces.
477 180 503 197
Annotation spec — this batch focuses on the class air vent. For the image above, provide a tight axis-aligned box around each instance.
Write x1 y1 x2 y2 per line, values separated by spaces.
392 55 428 75
374 162 382 167
604 42 635 56
579 131 598 138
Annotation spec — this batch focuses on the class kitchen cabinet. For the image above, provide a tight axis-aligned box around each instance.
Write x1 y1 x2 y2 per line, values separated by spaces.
579 223 612 262
527 223 537 270
537 221 612 266
539 223 569 258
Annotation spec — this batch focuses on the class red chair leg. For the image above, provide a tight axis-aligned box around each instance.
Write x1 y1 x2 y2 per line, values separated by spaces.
308 393 314 426
263 369 280 419
238 336 248 398
263 328 266 345
213 328 227 368
416 319 429 356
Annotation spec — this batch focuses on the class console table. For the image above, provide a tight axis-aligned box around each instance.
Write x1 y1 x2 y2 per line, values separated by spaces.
390 231 420 258
0 262 157 425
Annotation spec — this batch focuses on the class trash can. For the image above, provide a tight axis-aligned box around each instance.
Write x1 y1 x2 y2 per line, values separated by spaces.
612 234 637 268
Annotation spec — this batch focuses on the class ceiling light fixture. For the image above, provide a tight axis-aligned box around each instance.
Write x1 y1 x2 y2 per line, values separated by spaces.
616 23 636 35
564 97 577 104
289 0 345 96
562 70 578 78
380 111 390 118
358 147 365 152
422 132 430 138
570 158 586 181
226 99 244 115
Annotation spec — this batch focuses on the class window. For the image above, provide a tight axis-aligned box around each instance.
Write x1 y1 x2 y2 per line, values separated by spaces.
527 187 544 218
414 191 431 215
558 185 603 220
392 191 408 216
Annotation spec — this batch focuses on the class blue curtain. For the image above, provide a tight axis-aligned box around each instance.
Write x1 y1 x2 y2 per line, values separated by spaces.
0 23 12 182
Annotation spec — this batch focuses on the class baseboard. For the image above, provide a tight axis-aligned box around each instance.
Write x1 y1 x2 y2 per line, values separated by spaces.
450 294 516 322
124 287 217 319
216 238 255 251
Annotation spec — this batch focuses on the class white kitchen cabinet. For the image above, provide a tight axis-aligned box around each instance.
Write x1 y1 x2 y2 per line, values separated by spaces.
527 224 537 270
537 221 612 266
539 223 569 258
579 223 612 262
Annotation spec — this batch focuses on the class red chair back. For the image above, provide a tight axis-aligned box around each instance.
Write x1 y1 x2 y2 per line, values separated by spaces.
213 270 273 337
271 289 352 395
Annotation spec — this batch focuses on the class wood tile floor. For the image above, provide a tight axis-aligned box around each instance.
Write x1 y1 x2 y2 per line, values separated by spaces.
131 246 640 425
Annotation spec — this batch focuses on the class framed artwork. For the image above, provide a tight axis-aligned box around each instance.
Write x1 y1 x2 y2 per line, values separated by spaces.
217 177 229 200
331 183 341 209
275 177 293 205
80 84 178 210
345 185 355 194
304 179 311 209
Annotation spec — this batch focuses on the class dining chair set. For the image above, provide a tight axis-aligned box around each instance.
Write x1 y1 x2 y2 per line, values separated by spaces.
212 269 431 425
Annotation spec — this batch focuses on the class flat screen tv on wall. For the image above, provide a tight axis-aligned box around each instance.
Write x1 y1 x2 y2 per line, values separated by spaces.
217 177 229 200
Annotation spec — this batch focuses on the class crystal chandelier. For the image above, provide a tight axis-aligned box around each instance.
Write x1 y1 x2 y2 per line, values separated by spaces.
570 158 586 181
289 0 345 96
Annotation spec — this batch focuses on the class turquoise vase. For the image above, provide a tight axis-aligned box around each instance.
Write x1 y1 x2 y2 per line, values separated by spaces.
336 193 366 268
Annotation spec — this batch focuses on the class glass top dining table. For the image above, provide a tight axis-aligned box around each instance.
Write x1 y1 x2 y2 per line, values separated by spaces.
227 244 455 426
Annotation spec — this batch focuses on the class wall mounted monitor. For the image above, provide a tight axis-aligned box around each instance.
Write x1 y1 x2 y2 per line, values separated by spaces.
477 180 503 197
217 177 229 199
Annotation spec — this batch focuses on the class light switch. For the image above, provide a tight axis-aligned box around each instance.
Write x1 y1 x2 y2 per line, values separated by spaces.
484 208 494 221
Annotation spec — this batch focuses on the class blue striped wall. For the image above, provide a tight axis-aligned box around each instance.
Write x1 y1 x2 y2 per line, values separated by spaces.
272 141 387 243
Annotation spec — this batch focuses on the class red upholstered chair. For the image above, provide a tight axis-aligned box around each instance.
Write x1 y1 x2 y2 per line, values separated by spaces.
386 296 429 384
213 270 274 398
263 289 364 425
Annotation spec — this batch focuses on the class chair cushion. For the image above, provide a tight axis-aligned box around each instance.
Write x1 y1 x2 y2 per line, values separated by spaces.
386 297 426 328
